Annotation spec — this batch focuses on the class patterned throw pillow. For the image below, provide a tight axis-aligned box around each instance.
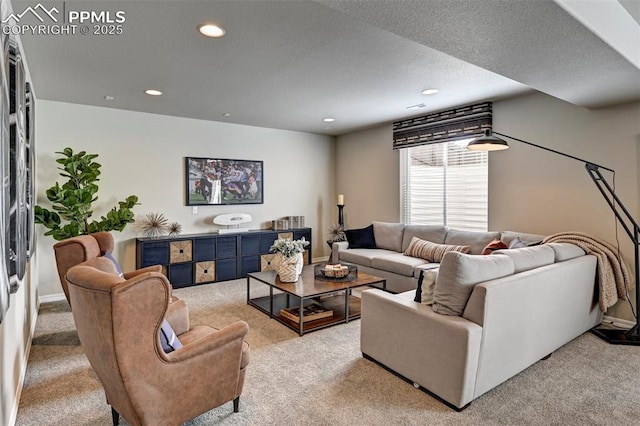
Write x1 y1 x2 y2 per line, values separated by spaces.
404 236 470 262
481 239 508 255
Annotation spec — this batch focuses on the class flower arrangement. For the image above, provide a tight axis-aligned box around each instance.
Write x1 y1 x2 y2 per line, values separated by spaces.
269 237 310 258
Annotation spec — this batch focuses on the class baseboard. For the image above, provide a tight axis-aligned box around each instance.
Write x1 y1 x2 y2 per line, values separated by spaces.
8 306 39 426
602 315 635 329
38 292 67 304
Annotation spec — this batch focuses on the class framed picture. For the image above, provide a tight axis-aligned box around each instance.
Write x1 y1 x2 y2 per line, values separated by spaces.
185 157 263 206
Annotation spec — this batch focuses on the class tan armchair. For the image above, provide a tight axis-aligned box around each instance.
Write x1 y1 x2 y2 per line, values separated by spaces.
53 232 189 333
65 257 250 426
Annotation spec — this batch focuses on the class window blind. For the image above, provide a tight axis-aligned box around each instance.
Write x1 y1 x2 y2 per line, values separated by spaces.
400 141 488 231
393 102 492 149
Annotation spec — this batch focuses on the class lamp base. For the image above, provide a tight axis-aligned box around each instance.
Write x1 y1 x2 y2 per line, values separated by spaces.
591 326 640 346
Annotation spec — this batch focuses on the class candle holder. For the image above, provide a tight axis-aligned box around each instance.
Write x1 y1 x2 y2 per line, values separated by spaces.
337 204 345 227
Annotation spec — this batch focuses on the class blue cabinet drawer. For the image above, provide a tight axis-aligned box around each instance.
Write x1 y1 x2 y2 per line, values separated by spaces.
194 238 216 261
169 263 193 288
216 258 237 281
141 242 168 267
241 235 260 256
240 256 260 277
259 232 279 254
217 236 238 259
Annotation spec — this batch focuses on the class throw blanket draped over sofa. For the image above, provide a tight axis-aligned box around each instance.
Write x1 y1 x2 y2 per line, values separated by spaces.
543 232 631 312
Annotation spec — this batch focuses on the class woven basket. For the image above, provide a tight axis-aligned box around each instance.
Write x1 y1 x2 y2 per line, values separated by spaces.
275 252 303 282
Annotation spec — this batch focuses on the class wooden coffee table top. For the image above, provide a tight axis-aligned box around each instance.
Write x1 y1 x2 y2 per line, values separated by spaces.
247 265 385 298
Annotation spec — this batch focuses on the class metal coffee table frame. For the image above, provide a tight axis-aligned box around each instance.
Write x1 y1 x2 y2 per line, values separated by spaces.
247 266 386 336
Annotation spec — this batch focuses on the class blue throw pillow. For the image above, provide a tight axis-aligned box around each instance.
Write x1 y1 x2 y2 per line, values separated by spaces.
345 224 377 249
414 269 425 303
159 319 183 353
103 251 124 277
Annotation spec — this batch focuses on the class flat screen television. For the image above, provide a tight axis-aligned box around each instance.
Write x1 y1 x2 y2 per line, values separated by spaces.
185 157 263 205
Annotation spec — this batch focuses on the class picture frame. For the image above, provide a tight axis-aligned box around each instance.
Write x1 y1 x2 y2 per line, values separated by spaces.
185 157 263 206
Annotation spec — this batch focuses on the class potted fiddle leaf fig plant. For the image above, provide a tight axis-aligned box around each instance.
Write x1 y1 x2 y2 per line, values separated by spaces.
34 147 139 241
269 237 309 282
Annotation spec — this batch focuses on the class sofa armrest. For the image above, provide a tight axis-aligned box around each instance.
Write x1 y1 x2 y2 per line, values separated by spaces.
361 289 482 409
332 241 349 262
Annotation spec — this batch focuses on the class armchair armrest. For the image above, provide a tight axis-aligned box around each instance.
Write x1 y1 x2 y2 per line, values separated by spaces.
166 321 249 363
123 265 162 279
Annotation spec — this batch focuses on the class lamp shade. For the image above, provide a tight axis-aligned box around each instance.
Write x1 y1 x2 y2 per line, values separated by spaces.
466 130 509 151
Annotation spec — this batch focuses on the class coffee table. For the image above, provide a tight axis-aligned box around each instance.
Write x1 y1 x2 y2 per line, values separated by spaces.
247 265 386 335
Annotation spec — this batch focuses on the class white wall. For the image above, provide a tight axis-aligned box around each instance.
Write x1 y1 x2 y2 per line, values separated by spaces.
0 0 39 421
35 101 336 297
336 92 640 320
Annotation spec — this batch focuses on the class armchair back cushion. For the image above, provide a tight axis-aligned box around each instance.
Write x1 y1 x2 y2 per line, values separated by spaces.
53 231 115 303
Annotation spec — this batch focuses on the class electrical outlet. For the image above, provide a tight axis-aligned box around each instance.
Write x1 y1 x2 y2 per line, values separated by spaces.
192 206 198 214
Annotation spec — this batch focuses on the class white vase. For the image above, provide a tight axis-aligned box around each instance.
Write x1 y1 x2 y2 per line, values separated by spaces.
275 252 303 282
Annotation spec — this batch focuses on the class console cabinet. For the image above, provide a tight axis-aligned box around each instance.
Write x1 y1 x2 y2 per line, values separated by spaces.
136 228 312 288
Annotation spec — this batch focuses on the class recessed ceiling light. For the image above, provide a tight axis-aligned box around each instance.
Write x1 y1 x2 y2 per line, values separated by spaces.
198 23 226 38
406 103 426 110
222 112 231 117
323 117 335 123
104 95 114 101
421 88 439 95
144 89 163 96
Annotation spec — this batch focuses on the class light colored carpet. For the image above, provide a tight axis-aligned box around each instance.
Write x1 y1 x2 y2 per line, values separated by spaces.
15 279 640 425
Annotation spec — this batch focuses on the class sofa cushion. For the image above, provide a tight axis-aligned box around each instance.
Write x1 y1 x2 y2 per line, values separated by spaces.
371 253 428 277
404 236 470 262
339 248 397 267
546 242 586 262
345 225 377 249
433 252 515 316
492 245 555 273
444 229 501 255
481 239 508 255
372 221 405 252
401 225 448 252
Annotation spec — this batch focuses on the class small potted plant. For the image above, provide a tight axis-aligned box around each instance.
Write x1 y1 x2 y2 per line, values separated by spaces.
269 237 310 282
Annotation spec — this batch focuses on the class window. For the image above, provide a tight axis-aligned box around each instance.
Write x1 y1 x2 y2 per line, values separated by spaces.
400 140 488 231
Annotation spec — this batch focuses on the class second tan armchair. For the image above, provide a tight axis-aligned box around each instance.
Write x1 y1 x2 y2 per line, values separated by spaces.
53 231 189 333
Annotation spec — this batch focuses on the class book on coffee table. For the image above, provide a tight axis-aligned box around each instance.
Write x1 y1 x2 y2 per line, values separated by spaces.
280 302 333 323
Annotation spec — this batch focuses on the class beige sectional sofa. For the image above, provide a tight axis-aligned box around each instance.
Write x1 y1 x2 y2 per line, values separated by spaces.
341 222 602 410
332 221 543 293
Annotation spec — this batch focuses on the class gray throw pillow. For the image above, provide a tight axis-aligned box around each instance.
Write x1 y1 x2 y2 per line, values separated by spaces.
432 251 515 316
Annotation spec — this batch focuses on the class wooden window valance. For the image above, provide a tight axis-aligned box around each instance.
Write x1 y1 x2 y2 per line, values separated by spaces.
393 102 492 149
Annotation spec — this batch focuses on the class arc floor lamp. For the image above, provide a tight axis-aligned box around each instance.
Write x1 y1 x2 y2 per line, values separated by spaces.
467 129 640 346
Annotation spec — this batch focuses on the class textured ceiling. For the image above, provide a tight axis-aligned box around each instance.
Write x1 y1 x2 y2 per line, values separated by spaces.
10 0 640 136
